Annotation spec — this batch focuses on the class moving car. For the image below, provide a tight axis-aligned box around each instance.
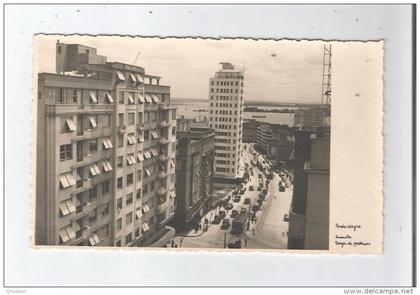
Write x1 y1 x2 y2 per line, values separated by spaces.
249 186 254 191
233 196 241 203
221 219 230 229
244 198 251 205
227 240 242 249
231 210 238 218
219 210 226 219
212 215 222 224
224 203 233 210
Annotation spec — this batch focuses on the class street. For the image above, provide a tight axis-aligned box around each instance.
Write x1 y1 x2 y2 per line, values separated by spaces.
172 143 293 249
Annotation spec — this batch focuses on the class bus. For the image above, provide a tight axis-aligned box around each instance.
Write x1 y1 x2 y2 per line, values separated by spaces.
231 208 248 235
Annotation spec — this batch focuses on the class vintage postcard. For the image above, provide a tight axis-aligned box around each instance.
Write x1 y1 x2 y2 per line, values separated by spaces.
32 35 383 254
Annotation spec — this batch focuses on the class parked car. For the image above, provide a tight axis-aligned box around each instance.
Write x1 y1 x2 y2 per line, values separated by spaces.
219 210 226 219
212 215 222 224
279 186 285 192
233 196 241 203
244 198 251 205
224 203 233 210
221 219 230 229
227 240 242 249
252 205 259 212
249 186 254 191
240 207 247 214
283 214 290 222
257 186 262 192
231 210 238 218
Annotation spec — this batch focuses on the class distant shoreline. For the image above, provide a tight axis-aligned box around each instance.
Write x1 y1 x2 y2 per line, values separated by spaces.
171 97 320 108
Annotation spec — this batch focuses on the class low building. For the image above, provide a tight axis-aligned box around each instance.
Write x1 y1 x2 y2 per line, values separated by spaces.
293 107 327 129
242 120 261 143
255 123 295 164
174 121 215 229
287 127 330 250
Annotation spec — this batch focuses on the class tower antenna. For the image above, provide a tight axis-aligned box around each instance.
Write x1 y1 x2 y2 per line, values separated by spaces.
133 51 141 66
321 44 332 106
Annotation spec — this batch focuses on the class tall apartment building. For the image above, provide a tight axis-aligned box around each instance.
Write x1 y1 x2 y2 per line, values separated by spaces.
35 42 177 247
255 123 295 162
174 120 215 229
208 63 244 180
287 127 330 250
242 120 261 143
293 107 327 129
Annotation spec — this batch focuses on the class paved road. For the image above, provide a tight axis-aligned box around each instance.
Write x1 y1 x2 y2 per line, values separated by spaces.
172 143 292 249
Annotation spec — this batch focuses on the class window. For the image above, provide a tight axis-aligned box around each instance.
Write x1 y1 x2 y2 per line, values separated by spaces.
150 112 156 122
117 218 122 231
59 144 72 161
89 139 98 152
171 110 176 120
126 213 133 225
143 130 149 141
144 112 150 123
143 184 148 194
125 233 132 244
102 181 109 195
138 112 143 123
72 89 78 103
118 156 123 168
172 126 176 136
150 181 155 191
126 193 133 205
117 177 123 189
128 113 135 125
89 116 98 128
118 91 124 104
126 173 134 186
102 114 111 127
89 186 97 202
117 134 123 147
127 93 135 104
89 91 98 104
105 92 114 103
118 113 124 126
62 117 76 133
55 88 66 104
136 189 142 200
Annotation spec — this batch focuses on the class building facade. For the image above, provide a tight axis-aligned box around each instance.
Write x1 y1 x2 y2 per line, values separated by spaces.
35 42 177 247
174 121 215 229
208 63 244 180
255 123 295 163
242 120 261 143
293 107 327 129
287 127 330 250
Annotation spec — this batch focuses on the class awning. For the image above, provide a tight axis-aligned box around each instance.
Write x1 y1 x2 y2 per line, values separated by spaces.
102 161 113 172
127 93 135 104
137 152 144 162
150 148 158 157
73 222 81 232
127 134 136 145
142 205 150 214
106 92 114 103
136 209 142 219
144 94 152 103
127 154 136 166
136 74 144 83
59 172 76 188
65 119 76 132
169 190 176 199
89 116 97 128
142 222 150 232
137 136 144 143
89 164 101 176
130 73 137 83
116 71 125 81
59 201 70 216
151 130 159 139
143 150 151 159
138 93 145 103
59 228 70 243
151 94 159 103
66 226 76 240
66 199 76 213
89 91 98 103
102 138 113 149
144 168 151 177
170 159 175 168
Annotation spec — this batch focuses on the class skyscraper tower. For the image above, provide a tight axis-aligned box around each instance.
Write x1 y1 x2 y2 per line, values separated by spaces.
208 63 245 180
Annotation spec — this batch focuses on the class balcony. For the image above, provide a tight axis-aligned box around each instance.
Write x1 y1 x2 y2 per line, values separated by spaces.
137 123 145 131
156 200 169 213
159 153 169 161
71 129 93 142
117 125 126 134
158 170 168 179
159 137 170 145
158 187 168 196
160 121 171 128
46 104 114 115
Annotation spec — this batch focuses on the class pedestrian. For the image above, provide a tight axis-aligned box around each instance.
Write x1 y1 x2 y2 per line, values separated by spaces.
171 240 175 248
244 239 248 247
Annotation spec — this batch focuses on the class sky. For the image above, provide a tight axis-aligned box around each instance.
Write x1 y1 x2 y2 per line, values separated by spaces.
35 35 327 104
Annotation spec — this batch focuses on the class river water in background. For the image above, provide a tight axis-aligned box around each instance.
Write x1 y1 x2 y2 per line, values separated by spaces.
173 100 295 126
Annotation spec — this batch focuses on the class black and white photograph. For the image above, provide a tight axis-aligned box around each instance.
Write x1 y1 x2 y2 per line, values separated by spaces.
34 36 335 250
